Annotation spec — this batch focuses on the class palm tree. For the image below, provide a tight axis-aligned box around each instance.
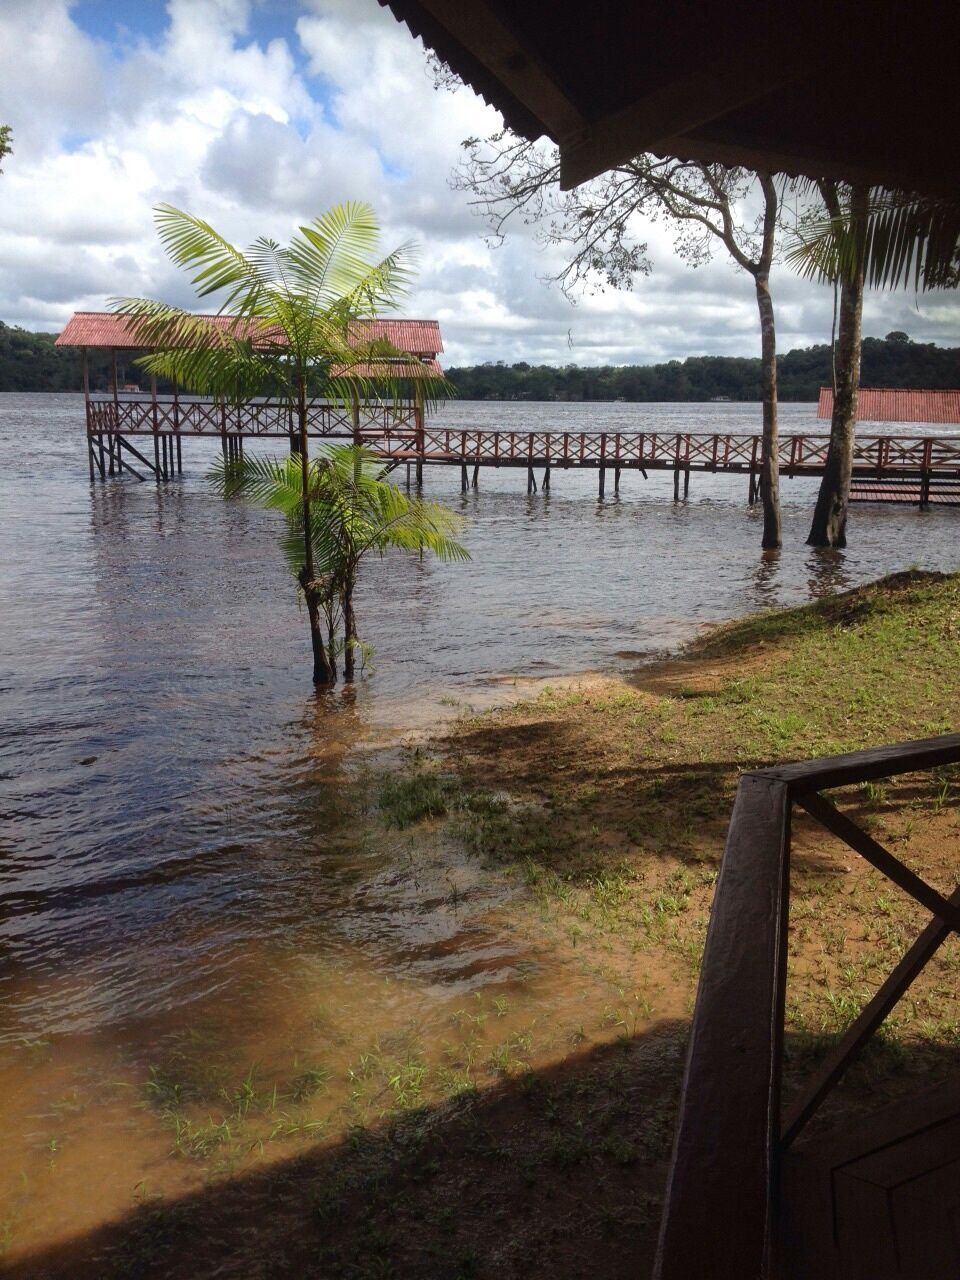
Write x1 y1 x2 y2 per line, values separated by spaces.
212 444 469 680
114 202 449 681
787 186 960 546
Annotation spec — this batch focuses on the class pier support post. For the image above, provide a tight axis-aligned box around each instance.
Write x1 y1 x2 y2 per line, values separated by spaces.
527 464 537 494
920 470 931 509
673 466 680 502
472 464 479 489
97 433 106 479
87 435 95 481
599 465 606 499
176 434 182 474
615 465 621 494
543 464 550 492
748 470 757 505
154 428 162 482
684 466 691 499
405 462 411 490
461 462 468 493
416 459 423 487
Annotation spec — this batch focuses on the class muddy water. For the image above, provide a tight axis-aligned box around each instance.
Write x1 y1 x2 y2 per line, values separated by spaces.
1 393 958 1261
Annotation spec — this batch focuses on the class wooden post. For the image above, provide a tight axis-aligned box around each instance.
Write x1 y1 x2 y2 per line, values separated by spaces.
351 391 361 444
615 465 621 493
81 349 95 479
543 463 550 491
673 466 680 502
527 463 536 493
599 466 605 498
472 464 479 489
684 466 691 498
414 388 424 487
599 431 606 499
920 439 933 509
151 374 161 482
176 433 182 474
220 399 228 462
111 349 122 473
461 462 468 492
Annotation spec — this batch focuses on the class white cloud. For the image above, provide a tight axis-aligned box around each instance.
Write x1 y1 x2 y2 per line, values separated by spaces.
0 0 956 364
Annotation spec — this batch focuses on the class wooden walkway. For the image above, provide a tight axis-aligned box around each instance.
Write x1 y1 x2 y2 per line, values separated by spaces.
83 396 960 507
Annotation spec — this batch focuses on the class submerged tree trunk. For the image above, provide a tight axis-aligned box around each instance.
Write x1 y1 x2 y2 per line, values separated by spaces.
807 187 867 549
754 272 781 548
342 575 358 681
302 575 333 685
298 378 333 684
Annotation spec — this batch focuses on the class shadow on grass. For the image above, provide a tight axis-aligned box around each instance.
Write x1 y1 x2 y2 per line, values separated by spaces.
4 1022 689 1280
6 1020 958 1280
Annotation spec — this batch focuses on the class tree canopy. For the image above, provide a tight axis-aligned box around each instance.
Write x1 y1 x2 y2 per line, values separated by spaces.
442 336 960 403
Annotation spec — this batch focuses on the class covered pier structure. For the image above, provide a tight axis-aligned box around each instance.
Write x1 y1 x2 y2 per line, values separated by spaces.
55 311 445 482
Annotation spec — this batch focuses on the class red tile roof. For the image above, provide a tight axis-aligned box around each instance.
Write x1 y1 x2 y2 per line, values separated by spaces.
818 386 960 424
55 312 443 357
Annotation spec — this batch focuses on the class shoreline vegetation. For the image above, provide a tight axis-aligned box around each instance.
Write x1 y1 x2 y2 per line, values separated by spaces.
2 323 958 400
7 569 958 1279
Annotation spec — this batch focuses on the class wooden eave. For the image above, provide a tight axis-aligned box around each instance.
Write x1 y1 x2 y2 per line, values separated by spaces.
379 0 960 195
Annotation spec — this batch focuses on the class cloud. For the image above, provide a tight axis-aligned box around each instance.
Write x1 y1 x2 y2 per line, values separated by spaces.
0 0 956 363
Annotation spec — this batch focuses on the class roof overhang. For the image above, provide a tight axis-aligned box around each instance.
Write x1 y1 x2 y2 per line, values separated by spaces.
55 313 443 360
380 0 960 194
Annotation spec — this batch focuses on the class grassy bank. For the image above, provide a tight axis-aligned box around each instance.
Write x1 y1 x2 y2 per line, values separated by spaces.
10 571 958 1279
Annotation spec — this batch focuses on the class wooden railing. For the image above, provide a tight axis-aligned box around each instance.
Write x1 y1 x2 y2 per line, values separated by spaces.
654 732 960 1280
86 396 418 437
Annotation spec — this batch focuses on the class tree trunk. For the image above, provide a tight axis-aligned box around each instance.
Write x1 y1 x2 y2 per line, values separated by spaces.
343 576 358 681
303 579 332 685
807 189 867 549
754 272 781 549
298 379 333 684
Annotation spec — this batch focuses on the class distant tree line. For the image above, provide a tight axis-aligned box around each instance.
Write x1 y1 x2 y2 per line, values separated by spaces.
444 334 960 402
2 322 958 402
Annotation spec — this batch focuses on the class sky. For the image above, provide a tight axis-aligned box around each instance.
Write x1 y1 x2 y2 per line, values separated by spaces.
0 0 957 368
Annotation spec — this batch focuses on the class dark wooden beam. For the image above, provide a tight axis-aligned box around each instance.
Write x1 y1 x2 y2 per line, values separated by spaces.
654 774 792 1279
560 59 811 188
412 0 584 138
761 732 960 796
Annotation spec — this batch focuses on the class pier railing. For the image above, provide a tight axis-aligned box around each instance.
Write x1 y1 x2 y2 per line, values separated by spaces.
653 732 960 1279
86 395 418 438
86 398 960 475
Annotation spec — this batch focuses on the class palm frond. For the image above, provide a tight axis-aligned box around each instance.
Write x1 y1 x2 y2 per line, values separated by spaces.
153 204 264 310
786 188 960 291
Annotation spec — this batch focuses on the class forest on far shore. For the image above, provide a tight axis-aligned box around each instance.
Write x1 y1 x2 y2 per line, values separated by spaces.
445 334 960 402
1 322 958 402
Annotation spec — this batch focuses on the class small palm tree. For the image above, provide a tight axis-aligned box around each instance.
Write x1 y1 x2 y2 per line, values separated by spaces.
114 201 450 682
213 444 469 680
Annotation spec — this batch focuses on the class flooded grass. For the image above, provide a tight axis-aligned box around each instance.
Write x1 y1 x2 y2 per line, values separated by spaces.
2 571 958 1277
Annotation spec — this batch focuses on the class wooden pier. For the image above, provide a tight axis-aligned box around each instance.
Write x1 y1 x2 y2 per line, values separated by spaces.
54 314 960 508
78 395 960 508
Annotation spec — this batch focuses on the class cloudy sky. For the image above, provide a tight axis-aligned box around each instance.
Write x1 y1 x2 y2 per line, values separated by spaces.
1 0 957 367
